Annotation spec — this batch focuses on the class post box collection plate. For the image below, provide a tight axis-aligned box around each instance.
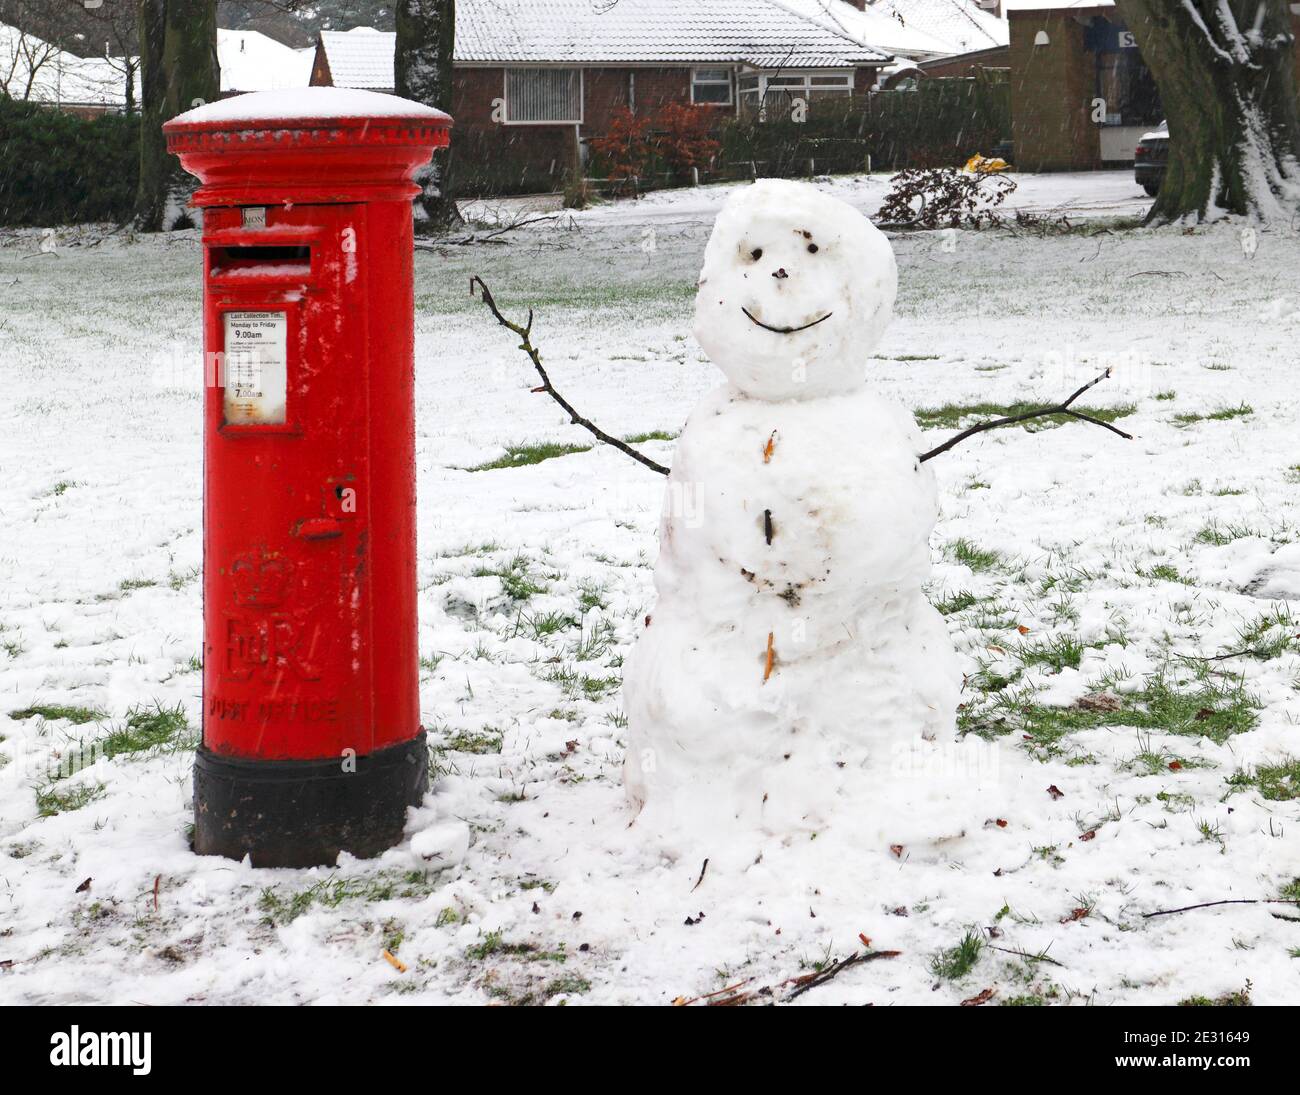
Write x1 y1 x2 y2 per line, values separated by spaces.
165 90 451 867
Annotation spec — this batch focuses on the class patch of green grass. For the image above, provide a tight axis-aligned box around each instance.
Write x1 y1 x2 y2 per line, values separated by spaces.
1144 563 1187 583
99 702 191 758
1173 404 1253 427
932 589 979 616
472 554 547 601
1195 521 1262 547
573 619 617 662
167 567 200 591
1229 757 1300 801
1016 635 1084 673
915 400 1136 433
444 728 503 755
35 781 106 817
466 442 591 472
1178 981 1252 1007
947 538 1003 573
118 578 157 593
49 479 79 496
544 664 621 701
10 703 106 725
546 974 591 997
519 611 577 639
930 928 983 980
258 871 442 926
466 931 566 963
962 664 1259 749
622 430 677 443
577 581 608 613
1223 606 1298 661
1001 994 1048 1006
1154 390 1176 401
1280 878 1300 902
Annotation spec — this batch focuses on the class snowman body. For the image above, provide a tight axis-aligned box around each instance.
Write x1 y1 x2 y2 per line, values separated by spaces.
623 180 961 837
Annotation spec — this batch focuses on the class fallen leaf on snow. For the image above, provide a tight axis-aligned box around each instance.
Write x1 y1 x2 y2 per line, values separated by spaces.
961 987 996 1006
1076 692 1122 713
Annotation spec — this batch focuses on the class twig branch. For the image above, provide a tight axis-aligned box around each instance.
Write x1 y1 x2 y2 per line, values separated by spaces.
418 214 564 249
469 276 671 476
918 367 1134 463
783 949 900 1000
1143 898 1300 919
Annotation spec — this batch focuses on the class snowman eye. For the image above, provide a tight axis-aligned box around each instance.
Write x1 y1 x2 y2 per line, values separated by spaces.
750 247 763 261
807 243 819 253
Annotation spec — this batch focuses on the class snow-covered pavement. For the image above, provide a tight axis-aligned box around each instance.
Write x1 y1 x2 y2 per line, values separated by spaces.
1 172 1298 1005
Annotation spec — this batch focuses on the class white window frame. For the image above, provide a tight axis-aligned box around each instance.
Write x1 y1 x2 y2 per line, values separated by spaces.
737 70 854 119
502 67 584 125
690 66 734 106
743 70 852 107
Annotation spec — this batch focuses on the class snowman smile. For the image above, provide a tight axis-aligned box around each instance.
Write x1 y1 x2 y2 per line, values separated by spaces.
741 307 833 334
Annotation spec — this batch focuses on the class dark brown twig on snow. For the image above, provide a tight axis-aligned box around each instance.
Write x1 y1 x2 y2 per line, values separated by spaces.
1143 898 1300 919
691 858 709 892
469 276 670 476
918 367 1134 464
783 949 901 1001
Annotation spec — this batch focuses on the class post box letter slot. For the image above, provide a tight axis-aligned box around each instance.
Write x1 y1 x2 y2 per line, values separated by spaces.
223 310 288 425
210 245 311 279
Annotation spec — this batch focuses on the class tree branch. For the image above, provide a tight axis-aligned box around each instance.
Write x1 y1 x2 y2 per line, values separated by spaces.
1142 898 1300 919
469 276 671 476
918 367 1134 463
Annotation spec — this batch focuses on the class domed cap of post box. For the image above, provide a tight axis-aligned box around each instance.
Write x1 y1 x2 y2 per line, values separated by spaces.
164 87 452 207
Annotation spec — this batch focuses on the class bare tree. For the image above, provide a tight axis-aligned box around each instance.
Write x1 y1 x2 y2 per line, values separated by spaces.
1116 0 1300 222
395 0 462 232
0 24 62 99
134 0 219 230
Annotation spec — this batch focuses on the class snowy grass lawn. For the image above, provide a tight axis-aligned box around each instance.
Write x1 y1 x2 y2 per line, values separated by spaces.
2 172 1299 1005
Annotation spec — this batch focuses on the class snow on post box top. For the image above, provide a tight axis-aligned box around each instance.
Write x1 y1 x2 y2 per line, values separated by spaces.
164 87 452 208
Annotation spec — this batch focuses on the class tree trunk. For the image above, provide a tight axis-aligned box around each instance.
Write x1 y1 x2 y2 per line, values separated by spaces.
1116 0 1300 222
134 0 218 231
395 0 462 233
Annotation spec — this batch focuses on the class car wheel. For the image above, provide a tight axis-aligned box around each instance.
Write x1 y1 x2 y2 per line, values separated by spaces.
1142 182 1160 197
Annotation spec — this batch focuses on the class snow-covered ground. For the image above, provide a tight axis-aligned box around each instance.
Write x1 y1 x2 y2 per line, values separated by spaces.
2 171 1299 1006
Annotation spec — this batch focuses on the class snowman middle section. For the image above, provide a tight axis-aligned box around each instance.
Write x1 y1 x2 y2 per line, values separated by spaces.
624 382 961 835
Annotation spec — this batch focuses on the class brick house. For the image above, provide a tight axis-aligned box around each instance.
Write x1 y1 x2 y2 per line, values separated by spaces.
1008 0 1300 170
310 0 904 192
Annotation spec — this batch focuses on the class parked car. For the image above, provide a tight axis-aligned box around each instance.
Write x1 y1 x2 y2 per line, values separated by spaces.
1134 121 1168 197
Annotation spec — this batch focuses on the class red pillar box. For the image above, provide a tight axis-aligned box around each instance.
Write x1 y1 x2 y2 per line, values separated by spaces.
164 89 451 867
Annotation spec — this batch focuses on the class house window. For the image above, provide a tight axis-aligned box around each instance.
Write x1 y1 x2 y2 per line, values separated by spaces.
737 72 852 119
691 67 733 105
504 68 583 124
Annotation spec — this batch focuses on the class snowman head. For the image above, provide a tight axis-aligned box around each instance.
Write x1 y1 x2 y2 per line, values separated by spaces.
694 179 897 401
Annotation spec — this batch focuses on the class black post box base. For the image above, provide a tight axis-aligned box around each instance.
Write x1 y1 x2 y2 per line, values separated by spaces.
193 732 429 868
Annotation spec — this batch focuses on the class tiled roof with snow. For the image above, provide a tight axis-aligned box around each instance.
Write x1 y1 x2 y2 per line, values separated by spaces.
864 0 1009 55
321 0 889 84
456 0 888 64
774 0 955 58
318 27 395 89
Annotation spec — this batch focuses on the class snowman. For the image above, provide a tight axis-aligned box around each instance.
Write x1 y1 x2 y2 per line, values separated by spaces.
623 179 962 843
